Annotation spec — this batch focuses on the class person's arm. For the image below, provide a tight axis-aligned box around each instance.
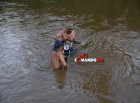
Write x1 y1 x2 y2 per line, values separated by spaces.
53 29 64 40
73 37 76 41
70 30 76 42
59 53 67 67
73 30 76 44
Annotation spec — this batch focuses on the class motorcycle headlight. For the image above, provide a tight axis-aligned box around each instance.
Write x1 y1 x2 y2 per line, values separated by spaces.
64 45 70 50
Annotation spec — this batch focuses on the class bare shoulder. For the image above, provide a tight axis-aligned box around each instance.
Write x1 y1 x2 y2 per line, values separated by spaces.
72 30 76 36
55 29 65 37
72 30 76 34
59 29 66 33
57 51 63 57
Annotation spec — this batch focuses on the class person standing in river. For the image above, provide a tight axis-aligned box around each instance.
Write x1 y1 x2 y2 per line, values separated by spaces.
51 40 67 69
53 24 77 57
53 24 76 44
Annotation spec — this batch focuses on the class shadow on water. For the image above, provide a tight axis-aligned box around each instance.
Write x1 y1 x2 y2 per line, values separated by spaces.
53 68 67 89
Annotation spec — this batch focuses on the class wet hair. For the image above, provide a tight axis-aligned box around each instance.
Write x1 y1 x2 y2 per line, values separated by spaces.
66 28 73 34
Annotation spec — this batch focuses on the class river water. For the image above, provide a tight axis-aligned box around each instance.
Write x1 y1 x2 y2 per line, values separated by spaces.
0 0 140 103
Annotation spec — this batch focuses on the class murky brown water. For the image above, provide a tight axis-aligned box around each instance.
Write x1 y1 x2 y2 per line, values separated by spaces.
0 0 140 103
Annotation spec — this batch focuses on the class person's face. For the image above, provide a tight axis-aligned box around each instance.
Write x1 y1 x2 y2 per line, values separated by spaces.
67 29 73 34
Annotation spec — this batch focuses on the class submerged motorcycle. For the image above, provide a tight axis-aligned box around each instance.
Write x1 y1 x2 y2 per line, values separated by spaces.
62 37 81 62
